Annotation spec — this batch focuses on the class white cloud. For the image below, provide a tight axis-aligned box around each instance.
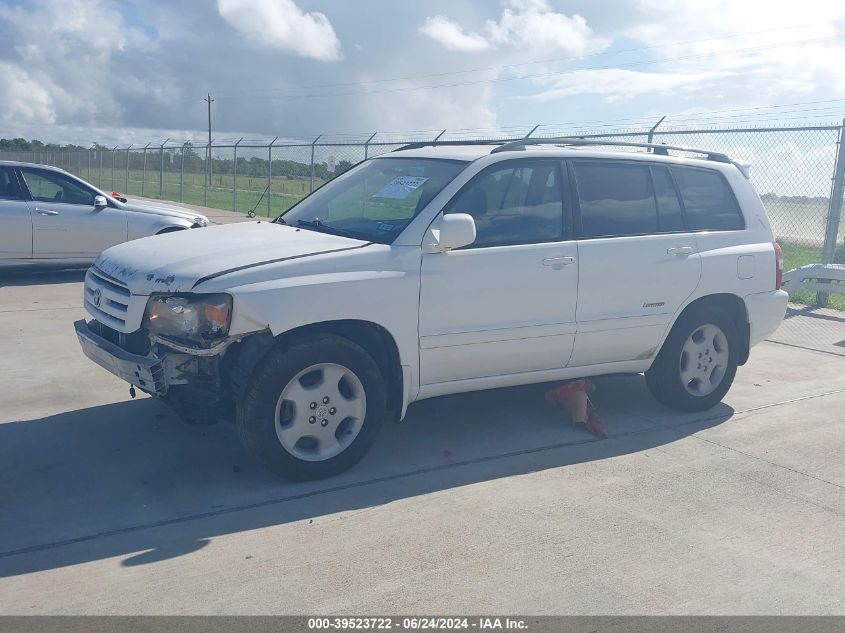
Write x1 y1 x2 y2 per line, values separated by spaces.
419 15 491 52
0 0 152 126
519 68 732 103
485 0 606 55
420 0 606 55
0 62 55 125
217 0 342 62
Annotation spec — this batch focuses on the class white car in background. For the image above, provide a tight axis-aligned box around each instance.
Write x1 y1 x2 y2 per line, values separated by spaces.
0 161 209 268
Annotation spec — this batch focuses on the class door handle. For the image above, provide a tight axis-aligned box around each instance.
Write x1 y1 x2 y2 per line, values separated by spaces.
667 245 694 256
35 208 59 216
542 256 575 267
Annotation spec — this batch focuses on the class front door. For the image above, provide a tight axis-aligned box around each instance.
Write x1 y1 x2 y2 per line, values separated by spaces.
568 160 702 367
419 159 578 385
0 167 32 260
19 167 126 259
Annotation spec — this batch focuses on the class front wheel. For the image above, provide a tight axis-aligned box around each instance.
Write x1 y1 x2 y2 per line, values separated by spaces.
237 333 386 480
646 306 739 412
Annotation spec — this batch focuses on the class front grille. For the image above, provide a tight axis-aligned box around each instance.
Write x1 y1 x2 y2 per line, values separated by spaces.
84 267 132 330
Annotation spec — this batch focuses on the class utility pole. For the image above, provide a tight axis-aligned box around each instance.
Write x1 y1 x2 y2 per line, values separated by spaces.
204 93 214 206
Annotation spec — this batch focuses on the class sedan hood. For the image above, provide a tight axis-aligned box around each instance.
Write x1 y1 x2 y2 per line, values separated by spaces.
94 221 368 295
120 199 206 223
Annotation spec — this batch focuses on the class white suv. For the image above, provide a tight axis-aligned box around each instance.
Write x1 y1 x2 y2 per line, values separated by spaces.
74 139 788 479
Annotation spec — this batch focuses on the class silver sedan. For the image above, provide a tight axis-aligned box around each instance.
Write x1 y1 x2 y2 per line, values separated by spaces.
0 161 209 268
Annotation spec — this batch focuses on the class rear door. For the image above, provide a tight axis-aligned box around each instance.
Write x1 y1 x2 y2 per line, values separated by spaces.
20 167 127 259
0 167 32 260
569 160 701 367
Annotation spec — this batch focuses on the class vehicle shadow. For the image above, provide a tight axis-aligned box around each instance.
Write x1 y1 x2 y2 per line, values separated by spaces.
0 269 87 287
0 374 733 577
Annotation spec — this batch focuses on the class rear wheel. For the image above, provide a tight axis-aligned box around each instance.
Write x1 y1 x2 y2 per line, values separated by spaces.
236 333 385 480
646 305 739 412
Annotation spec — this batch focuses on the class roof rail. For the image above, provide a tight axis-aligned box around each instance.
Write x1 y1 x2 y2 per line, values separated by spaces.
489 137 732 163
393 138 510 152
390 136 744 172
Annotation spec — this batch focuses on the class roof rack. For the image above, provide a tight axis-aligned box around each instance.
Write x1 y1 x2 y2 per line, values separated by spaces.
489 136 732 163
392 136 733 165
394 139 509 152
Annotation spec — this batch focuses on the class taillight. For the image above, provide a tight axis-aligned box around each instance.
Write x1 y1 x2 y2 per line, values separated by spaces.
773 242 783 290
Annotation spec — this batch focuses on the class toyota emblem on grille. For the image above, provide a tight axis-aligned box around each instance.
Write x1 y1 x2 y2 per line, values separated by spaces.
92 288 102 307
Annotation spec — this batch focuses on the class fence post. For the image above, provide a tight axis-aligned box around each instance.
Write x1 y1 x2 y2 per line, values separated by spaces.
310 135 322 193
87 148 92 180
98 149 104 188
267 137 278 217
125 145 132 194
159 138 169 200
232 138 243 213
647 116 666 145
364 132 377 159
204 141 211 206
141 143 151 197
818 119 845 306
180 143 187 203
111 146 117 192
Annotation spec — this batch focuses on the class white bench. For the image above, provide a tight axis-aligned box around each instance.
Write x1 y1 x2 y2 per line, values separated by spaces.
782 264 845 296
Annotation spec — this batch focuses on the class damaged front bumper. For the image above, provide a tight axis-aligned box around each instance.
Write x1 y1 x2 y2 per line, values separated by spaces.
75 319 168 394
75 318 271 425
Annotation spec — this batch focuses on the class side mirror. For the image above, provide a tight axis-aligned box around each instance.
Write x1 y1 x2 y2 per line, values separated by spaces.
434 213 476 252
94 195 108 209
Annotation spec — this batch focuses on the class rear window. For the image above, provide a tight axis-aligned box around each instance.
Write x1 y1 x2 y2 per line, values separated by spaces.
572 162 658 238
672 166 743 231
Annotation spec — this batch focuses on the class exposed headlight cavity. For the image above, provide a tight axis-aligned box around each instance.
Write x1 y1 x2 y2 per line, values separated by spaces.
144 293 232 348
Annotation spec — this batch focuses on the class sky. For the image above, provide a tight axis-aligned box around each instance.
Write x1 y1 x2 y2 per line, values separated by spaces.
1 0 845 147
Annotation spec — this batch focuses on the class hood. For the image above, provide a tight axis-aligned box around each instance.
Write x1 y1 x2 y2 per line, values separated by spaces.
120 199 207 223
94 221 369 295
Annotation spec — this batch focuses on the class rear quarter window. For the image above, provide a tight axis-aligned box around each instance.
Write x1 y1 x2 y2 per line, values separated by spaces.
672 166 744 231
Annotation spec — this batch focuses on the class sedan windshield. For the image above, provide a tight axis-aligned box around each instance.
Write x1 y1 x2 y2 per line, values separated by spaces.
277 157 467 244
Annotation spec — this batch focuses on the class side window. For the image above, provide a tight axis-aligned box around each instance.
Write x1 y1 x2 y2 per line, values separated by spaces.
672 166 743 231
0 168 23 200
445 161 566 248
651 166 685 232
573 162 658 238
20 169 96 206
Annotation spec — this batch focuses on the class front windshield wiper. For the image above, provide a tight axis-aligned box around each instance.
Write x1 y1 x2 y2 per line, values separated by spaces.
296 219 361 240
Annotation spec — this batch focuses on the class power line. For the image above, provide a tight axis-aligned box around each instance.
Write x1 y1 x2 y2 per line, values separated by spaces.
214 18 845 97
215 35 845 101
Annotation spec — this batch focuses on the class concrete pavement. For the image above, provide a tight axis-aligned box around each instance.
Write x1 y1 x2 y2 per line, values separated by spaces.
0 270 844 614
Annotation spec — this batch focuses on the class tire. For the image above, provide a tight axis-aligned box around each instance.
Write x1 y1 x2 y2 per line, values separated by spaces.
236 333 386 480
156 226 186 235
645 305 739 412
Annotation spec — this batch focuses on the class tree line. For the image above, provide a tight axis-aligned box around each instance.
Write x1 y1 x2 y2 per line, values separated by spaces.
1 138 355 180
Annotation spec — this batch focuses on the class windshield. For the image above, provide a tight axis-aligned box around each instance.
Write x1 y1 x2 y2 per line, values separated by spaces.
277 157 467 243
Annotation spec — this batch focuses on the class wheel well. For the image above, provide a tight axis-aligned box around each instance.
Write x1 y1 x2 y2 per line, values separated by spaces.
156 226 186 235
275 320 404 419
677 294 750 365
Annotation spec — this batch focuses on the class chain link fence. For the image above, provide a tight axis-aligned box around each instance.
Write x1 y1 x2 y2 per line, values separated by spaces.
3 122 844 353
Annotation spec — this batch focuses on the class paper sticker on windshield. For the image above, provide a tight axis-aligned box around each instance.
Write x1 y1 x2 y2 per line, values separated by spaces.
372 176 428 200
